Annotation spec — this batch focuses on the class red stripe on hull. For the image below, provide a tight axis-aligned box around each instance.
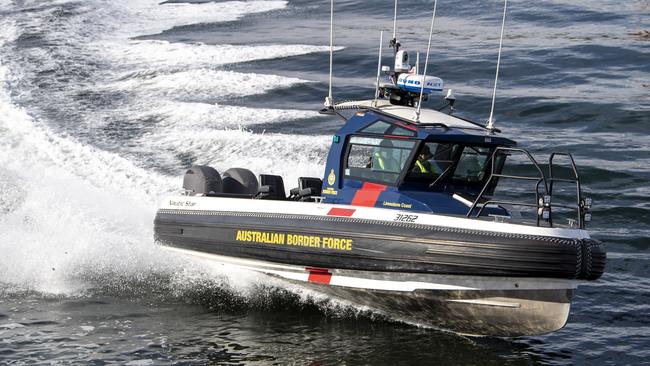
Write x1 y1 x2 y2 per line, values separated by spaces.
327 208 356 217
351 182 387 207
307 268 332 284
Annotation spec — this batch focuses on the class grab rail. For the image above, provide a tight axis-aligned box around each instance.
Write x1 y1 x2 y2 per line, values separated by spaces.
467 148 591 228
467 147 547 224
548 152 589 229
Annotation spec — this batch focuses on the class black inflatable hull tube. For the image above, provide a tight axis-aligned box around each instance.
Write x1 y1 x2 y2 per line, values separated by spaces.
155 210 605 280
154 209 606 337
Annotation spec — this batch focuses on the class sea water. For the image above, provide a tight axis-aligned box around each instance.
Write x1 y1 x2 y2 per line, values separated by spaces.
0 0 648 364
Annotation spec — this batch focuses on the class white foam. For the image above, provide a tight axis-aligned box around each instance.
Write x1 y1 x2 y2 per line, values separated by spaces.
0 20 17 47
2 1 288 49
112 0 288 37
0 1 331 298
107 69 309 101
0 163 180 294
10 0 79 7
0 60 187 294
147 102 320 129
0 173 24 215
139 128 329 187
110 40 336 70
0 81 175 203
0 63 323 297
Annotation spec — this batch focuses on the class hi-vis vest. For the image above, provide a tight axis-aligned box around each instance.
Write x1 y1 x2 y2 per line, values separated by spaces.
373 151 386 170
415 160 442 174
415 160 429 173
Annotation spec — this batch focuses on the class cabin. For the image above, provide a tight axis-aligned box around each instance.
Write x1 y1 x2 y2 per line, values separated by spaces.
180 98 589 228
319 100 515 217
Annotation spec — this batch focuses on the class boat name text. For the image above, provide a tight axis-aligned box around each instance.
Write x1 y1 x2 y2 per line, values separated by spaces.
235 230 353 251
383 201 412 209
169 200 197 207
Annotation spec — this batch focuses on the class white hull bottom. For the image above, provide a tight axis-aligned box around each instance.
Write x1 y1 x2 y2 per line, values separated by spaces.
162 246 577 337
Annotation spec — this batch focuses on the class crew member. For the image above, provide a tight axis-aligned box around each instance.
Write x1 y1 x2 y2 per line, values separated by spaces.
413 145 441 176
369 140 400 172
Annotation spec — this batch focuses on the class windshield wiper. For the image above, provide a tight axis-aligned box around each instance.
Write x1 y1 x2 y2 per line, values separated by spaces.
429 164 455 189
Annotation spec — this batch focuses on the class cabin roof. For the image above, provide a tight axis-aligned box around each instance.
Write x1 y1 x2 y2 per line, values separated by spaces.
334 99 488 131
333 99 516 146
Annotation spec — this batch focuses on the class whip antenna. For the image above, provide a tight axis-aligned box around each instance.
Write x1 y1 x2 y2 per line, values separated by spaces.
415 0 438 123
486 0 508 132
325 0 335 107
373 30 384 106
392 0 398 40
390 0 400 56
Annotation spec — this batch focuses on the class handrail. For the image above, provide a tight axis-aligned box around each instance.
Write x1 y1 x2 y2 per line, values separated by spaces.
467 148 589 228
548 152 585 228
467 147 547 224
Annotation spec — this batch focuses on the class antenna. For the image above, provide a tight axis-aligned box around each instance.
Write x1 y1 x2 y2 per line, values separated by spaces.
486 0 508 132
416 51 420 74
392 0 398 40
390 0 400 55
373 30 384 106
415 0 438 122
324 0 335 107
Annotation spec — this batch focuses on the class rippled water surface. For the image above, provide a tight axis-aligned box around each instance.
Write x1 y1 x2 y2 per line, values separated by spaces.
0 0 648 364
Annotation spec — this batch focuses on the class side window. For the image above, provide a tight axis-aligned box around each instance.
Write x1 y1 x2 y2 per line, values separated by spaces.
360 120 417 137
408 142 459 179
452 146 493 183
406 143 496 187
347 144 375 169
345 136 416 185
361 120 392 134
391 126 416 136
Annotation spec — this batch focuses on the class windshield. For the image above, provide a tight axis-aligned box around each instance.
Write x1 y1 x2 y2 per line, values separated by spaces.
407 142 496 187
452 146 493 183
345 136 417 185
408 142 459 180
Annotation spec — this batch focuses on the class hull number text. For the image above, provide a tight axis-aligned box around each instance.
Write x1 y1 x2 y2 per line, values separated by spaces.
394 214 418 223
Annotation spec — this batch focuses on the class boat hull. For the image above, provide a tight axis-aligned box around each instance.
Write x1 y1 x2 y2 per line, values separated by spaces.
153 196 604 336
154 198 605 280
302 284 573 337
160 246 574 337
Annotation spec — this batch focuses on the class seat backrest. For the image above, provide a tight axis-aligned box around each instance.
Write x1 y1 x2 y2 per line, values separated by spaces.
259 174 286 200
298 177 322 197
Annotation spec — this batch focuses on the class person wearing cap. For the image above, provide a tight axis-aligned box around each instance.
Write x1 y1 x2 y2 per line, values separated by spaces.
413 145 440 176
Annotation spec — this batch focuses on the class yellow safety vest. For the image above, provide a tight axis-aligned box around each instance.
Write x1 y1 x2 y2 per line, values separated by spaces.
415 160 429 173
373 152 386 170
416 160 443 175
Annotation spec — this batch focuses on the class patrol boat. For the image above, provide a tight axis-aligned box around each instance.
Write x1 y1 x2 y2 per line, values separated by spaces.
154 1 605 337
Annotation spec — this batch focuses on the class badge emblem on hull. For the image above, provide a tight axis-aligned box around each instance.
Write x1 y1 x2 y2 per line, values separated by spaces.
327 169 336 186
